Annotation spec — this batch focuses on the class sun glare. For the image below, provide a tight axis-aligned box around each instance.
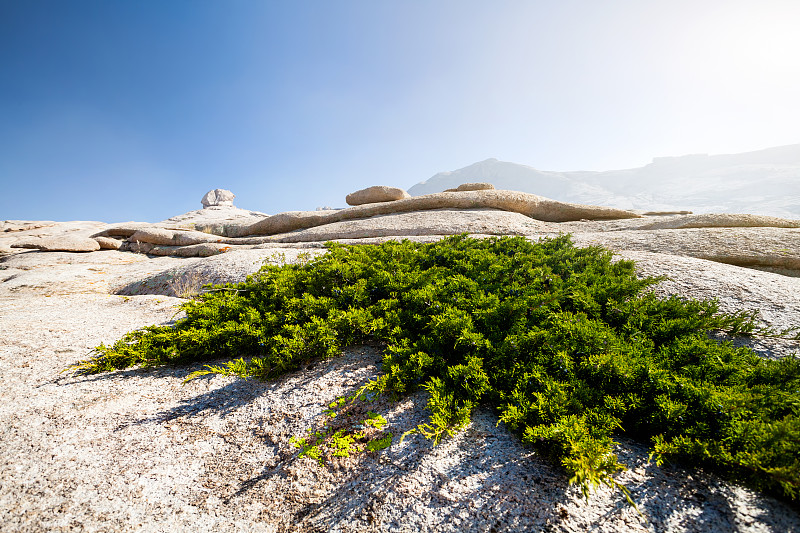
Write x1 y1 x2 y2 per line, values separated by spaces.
712 7 800 78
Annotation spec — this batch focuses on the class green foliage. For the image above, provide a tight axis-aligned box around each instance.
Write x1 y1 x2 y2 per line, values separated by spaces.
366 433 393 452
288 393 393 464
70 235 800 503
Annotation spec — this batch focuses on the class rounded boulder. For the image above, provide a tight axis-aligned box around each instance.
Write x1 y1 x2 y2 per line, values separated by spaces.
346 186 411 206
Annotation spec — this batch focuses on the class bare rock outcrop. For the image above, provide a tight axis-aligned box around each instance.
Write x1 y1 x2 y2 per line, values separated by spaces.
12 235 102 252
258 209 555 243
147 243 233 258
635 213 800 230
92 223 155 239
128 228 224 247
346 185 411 206
571 227 800 276
114 247 325 297
2 220 56 232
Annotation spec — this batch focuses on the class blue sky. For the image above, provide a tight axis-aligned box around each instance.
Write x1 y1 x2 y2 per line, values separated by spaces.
2 0 799 222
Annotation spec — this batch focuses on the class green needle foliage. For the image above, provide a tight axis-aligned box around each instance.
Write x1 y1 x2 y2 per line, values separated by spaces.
71 235 800 503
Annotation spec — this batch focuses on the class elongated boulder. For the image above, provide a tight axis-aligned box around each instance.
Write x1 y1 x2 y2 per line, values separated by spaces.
234 190 640 237
456 182 495 191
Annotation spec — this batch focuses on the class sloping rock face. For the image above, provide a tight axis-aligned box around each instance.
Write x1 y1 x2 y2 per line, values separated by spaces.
1 208 799 532
114 247 326 297
345 185 411 206
569 227 800 276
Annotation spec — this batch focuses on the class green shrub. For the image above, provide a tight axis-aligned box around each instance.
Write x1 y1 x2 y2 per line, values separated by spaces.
71 235 800 503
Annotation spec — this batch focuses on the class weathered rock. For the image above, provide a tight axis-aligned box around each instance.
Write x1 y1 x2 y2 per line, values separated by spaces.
2 220 56 232
639 210 693 216
92 224 154 238
11 235 101 252
570 227 800 276
635 213 800 230
261 209 556 243
162 207 269 229
93 236 123 250
235 190 640 237
201 189 235 208
114 248 323 297
346 186 411 206
148 243 233 257
128 228 223 247
456 182 495 191
122 241 155 254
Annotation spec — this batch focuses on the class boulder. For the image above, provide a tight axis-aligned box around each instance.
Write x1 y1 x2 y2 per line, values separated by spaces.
456 182 495 192
346 186 411 206
201 189 236 208
11 236 101 252
93 236 123 250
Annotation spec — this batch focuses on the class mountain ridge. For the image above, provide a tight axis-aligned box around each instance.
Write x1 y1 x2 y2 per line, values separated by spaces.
409 144 800 218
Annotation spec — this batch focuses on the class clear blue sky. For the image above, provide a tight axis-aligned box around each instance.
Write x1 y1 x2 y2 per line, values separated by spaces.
2 0 799 222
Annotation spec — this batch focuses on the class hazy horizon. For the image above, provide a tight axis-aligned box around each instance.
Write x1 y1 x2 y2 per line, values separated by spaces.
2 1 799 222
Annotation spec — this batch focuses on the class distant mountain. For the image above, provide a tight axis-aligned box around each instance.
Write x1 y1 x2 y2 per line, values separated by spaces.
409 145 800 218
